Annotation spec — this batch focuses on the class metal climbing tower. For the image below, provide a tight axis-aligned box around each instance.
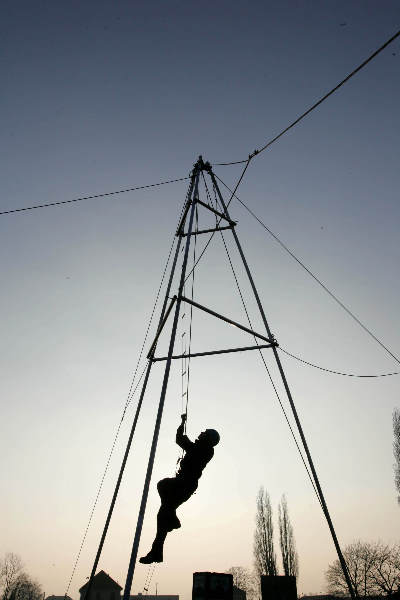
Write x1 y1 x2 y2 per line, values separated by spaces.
83 156 356 600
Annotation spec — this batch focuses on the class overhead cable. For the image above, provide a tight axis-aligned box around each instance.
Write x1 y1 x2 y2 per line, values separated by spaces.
215 174 400 367
279 347 400 377
0 176 189 216
213 29 400 166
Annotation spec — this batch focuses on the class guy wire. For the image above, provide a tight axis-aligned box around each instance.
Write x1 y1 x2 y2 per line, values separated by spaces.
202 174 323 507
215 173 400 368
65 189 191 596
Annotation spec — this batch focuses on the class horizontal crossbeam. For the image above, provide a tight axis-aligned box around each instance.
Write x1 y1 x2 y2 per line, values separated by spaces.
152 343 276 362
179 295 275 344
181 224 235 237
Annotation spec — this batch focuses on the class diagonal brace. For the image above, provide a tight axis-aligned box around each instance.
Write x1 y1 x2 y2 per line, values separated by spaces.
195 198 236 225
179 295 275 345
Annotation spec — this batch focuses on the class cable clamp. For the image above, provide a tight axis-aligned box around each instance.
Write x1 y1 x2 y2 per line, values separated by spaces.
270 332 279 346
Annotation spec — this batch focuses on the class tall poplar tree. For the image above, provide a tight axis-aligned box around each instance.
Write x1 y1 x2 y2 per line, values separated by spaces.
278 495 299 578
393 409 400 503
253 487 277 577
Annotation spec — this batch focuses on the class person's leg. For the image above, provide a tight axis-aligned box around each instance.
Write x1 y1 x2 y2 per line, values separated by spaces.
139 480 180 563
139 477 198 563
139 513 167 563
157 477 173 501
156 478 181 530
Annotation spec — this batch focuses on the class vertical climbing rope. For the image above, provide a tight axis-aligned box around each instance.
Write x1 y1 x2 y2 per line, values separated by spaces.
142 564 156 594
184 205 199 421
178 204 198 454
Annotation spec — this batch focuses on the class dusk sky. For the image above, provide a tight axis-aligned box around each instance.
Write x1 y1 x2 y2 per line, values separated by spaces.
1 2 400 600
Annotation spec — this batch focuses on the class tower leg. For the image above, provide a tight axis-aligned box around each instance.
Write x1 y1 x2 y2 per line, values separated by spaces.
209 167 356 600
122 163 201 600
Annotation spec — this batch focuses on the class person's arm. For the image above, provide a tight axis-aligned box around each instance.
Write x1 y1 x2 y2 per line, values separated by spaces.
176 414 193 451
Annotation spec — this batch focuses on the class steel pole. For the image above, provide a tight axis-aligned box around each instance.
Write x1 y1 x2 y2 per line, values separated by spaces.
83 174 196 600
122 164 200 600
209 168 356 600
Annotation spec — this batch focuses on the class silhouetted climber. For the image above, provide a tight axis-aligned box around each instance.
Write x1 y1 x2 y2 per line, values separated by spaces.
139 414 220 564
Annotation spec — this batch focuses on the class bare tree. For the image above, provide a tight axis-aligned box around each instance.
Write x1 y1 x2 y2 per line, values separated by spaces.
226 567 258 600
370 542 400 595
8 575 42 600
253 487 277 577
326 540 400 597
227 567 251 591
278 495 299 578
394 409 400 504
0 555 42 600
0 554 23 600
326 541 378 597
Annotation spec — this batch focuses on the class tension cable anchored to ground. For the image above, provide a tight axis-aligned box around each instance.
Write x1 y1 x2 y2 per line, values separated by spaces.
200 171 324 508
213 28 400 166
65 190 192 597
215 174 400 369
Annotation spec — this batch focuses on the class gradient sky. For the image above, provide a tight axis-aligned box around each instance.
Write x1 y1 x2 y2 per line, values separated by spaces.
1 2 400 600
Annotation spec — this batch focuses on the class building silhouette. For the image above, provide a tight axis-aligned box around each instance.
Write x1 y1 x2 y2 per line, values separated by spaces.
78 571 178 600
79 571 122 600
130 595 178 600
232 586 246 600
260 576 297 600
